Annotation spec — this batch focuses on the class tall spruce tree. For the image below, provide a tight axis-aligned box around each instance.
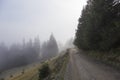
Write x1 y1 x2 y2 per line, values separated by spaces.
41 34 59 60
74 0 120 50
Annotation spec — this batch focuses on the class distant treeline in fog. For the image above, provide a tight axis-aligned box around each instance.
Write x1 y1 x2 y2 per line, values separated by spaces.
0 34 59 72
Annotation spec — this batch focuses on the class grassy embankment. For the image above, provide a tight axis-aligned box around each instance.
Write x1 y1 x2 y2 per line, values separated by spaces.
85 49 120 69
0 51 69 80
39 51 69 80
0 63 41 80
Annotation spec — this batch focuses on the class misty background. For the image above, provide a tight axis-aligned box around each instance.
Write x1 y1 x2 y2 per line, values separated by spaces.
0 0 87 45
0 34 74 72
0 0 87 72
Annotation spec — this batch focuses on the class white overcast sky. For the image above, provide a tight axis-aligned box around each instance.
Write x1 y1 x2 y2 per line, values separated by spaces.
0 0 87 45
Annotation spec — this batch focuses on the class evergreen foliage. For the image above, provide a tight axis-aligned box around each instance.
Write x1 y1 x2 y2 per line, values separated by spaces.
74 0 120 51
41 34 59 60
0 37 41 72
39 63 50 80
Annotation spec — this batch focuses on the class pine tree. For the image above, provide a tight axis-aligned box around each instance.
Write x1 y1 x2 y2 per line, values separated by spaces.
41 34 59 60
74 0 120 51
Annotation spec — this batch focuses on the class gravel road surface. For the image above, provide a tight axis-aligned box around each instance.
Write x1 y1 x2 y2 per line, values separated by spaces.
64 49 120 80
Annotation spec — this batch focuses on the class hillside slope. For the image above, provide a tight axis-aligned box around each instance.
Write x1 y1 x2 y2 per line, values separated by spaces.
0 51 69 80
0 63 41 80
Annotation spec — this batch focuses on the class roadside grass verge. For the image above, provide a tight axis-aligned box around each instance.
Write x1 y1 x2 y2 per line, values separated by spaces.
85 49 120 69
38 51 69 80
0 64 41 80
0 51 69 80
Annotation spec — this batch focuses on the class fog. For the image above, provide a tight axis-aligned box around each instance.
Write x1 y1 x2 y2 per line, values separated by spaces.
0 0 87 45
0 0 87 72
0 34 59 72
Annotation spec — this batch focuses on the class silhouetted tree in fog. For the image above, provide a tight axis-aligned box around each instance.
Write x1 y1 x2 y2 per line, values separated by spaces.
0 34 59 72
48 34 59 57
65 38 74 49
41 34 59 60
0 37 41 72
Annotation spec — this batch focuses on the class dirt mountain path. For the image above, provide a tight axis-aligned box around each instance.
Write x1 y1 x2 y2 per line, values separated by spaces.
64 49 120 80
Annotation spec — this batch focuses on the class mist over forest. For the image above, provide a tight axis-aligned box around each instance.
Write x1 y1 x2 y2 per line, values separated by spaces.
0 32 74 73
0 34 60 72
0 0 120 80
0 0 82 75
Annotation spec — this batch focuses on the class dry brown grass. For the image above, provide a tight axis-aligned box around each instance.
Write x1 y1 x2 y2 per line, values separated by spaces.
5 64 41 80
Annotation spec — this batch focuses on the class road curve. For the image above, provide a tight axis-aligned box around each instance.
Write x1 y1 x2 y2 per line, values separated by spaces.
64 49 120 80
